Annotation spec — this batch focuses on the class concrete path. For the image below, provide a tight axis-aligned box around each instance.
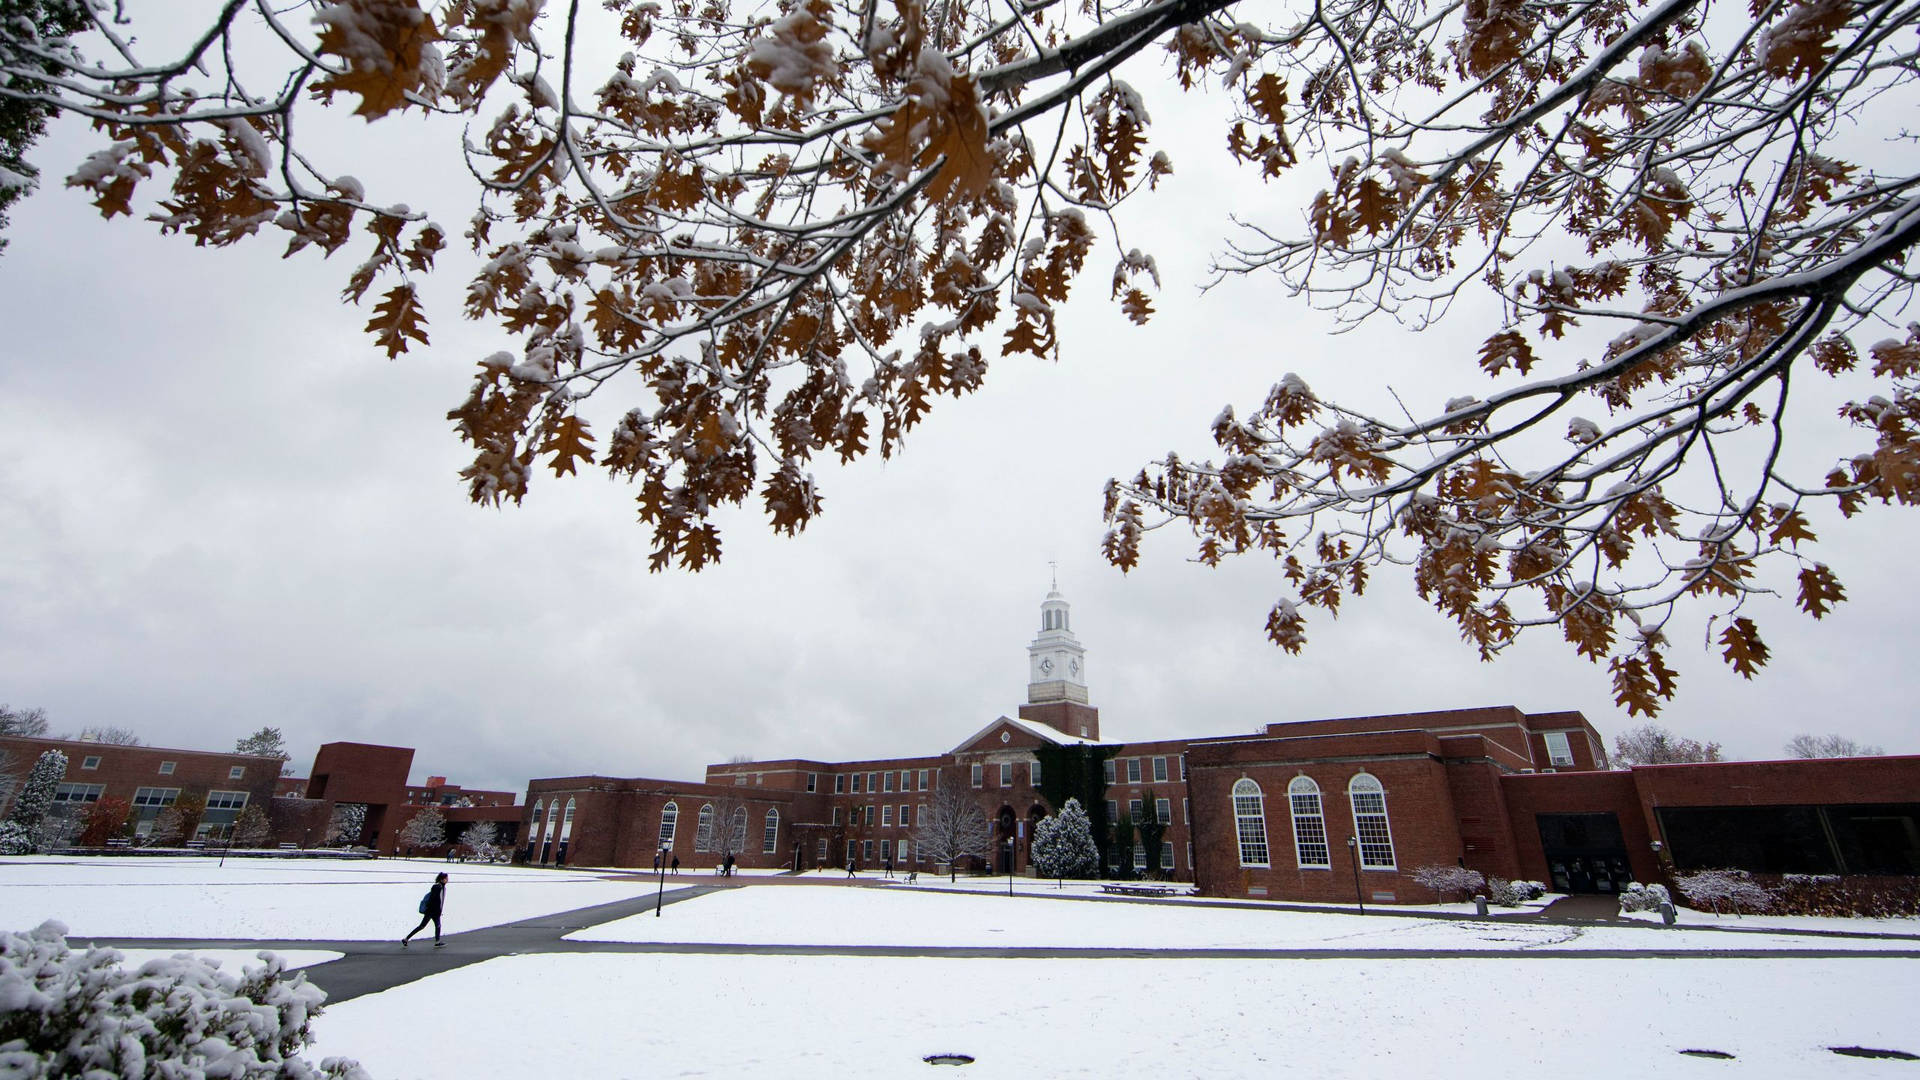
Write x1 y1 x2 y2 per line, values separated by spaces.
68 877 1920 1006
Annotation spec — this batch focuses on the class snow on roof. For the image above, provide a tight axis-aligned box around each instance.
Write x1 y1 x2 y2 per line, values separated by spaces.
948 714 1102 754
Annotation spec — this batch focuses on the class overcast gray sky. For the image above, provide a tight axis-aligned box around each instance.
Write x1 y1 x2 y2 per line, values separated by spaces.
3 22 1916 794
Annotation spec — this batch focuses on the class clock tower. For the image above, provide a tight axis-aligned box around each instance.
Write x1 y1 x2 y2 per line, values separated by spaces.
1020 583 1100 739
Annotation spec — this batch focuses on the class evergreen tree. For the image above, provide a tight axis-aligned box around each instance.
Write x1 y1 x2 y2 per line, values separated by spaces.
1030 798 1100 884
1136 788 1169 879
231 805 272 847
233 727 294 775
2 749 66 851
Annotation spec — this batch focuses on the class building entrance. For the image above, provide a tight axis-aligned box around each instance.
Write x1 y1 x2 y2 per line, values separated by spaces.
1535 812 1631 893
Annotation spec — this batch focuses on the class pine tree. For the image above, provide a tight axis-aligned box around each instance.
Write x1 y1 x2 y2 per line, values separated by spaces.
231 804 272 847
2 749 66 852
1030 798 1100 884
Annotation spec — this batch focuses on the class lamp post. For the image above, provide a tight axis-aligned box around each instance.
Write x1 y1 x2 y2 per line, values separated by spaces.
1006 836 1015 897
655 847 668 917
1347 836 1365 915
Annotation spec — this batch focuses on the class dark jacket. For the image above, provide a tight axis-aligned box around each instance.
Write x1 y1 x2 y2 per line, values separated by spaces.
419 881 446 917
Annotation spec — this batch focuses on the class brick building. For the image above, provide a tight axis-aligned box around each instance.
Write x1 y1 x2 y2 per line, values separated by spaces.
295 742 523 855
0 735 282 840
514 586 1920 904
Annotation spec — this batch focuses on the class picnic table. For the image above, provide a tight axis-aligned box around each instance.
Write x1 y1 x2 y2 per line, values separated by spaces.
1100 883 1178 898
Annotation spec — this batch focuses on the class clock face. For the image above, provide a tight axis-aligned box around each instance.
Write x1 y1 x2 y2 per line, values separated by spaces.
1039 658 1054 674
1069 659 1080 676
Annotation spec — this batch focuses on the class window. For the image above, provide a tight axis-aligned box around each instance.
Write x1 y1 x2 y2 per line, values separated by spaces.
1180 755 1188 780
852 773 864 794
881 838 894 861
81 755 101 770
913 840 922 861
868 772 879 793
52 783 104 804
205 790 249 811
1105 799 1118 824
132 786 180 809
763 808 780 853
696 804 715 849
1128 758 1143 783
1161 844 1176 870
1128 798 1143 822
899 804 910 826
1544 731 1575 767
1102 759 1116 784
882 806 894 827
831 806 841 825
971 764 983 788
834 775 846 794
884 772 894 793
918 770 929 791
1155 797 1171 825
658 802 679 848
158 761 177 775
1183 797 1190 824
1349 774 1396 869
899 770 911 790
806 773 818 793
1133 842 1147 869
862 840 873 861
999 762 1012 787
228 766 246 780
1030 759 1042 787
817 838 829 860
529 800 546 842
864 805 875 826
1288 776 1331 867
1232 779 1270 867
1153 757 1168 783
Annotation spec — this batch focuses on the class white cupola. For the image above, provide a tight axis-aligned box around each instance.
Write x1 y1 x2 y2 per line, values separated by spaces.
1026 583 1089 705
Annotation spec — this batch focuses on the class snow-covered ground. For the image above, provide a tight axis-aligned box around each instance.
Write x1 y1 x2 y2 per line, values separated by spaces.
309 953 1920 1080
115 947 343 970
571 883 1918 952
0 856 674 939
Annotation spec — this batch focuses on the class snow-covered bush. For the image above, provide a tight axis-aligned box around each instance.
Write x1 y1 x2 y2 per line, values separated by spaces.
1030 799 1100 881
1411 864 1485 901
1674 869 1771 915
1618 881 1672 913
1486 878 1548 906
1 749 66 852
0 820 29 855
0 920 372 1079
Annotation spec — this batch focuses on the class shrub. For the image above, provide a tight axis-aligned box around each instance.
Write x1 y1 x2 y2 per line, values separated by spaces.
1765 874 1920 918
1674 869 1771 915
1487 878 1548 906
1618 882 1672 913
0 821 29 855
1411 864 1485 902
0 920 371 1078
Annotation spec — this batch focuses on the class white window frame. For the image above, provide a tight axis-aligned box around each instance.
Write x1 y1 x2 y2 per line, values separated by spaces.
1155 797 1171 825
806 773 818 793
1152 757 1168 783
899 770 911 790
158 761 177 776
1030 760 1042 787
763 808 780 854
1102 759 1116 784
81 755 101 770
1348 773 1397 870
1232 778 1270 868
900 803 910 827
918 770 929 791
131 786 180 809
1128 798 1143 822
999 762 1012 787
228 766 246 780
852 773 864 794
658 802 678 848
970 763 983 788
1183 797 1190 824
1133 841 1147 869
880 838 893 862
53 782 105 803
205 790 249 812
884 772 894 793
1105 799 1119 825
882 805 894 827
1288 776 1331 868
696 804 715 849
1126 758 1142 784
1544 731 1575 767
1161 844 1176 871
834 774 846 794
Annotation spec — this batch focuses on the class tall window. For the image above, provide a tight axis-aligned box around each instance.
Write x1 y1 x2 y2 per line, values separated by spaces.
1126 758 1142 784
1288 776 1331 867
658 802 679 848
900 770 911 790
529 800 546 845
1152 757 1168 782
763 808 780 853
1102 759 1116 784
1128 798 1143 821
1133 841 1147 869
696 804 715 849
729 807 748 852
1030 760 1042 787
918 770 929 791
806 773 818 793
1544 731 1575 767
884 772 894 793
1349 774 1396 868
999 762 1012 786
900 804 911 826
834 775 846 794
882 806 894 827
559 798 577 844
970 763 983 788
853 773 864 794
1155 797 1171 825
1232 779 1270 867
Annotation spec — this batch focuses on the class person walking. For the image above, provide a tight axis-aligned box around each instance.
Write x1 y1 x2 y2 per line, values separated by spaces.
883 856 894 879
670 854 680 875
845 853 857 878
402 872 448 948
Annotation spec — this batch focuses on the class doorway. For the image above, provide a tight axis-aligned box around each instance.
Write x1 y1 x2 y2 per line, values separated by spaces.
1535 813 1631 893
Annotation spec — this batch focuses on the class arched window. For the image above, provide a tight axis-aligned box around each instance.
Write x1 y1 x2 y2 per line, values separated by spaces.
529 799 546 844
1287 776 1330 867
559 797 576 841
763 808 780 854
730 807 748 852
1348 774 1396 869
657 802 678 849
1231 778 1270 867
696 804 715 850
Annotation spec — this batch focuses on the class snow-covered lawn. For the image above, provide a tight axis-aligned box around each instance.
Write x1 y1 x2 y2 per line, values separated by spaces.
308 952 1920 1080
115 947 343 970
570 883 1919 951
0 856 674 940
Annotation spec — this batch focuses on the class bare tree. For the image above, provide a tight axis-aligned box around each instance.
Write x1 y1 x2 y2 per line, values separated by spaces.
5 0 1920 718
913 775 993 882
1612 724 1725 767
460 820 502 861
695 795 751 865
74 725 140 746
326 802 369 847
0 704 49 738
398 806 447 853
1784 733 1886 759
231 805 273 847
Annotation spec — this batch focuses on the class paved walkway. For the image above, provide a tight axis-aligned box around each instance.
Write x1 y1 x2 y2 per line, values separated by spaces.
69 877 1920 1005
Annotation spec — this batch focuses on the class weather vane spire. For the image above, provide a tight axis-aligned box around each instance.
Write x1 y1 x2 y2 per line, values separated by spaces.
1049 561 1057 590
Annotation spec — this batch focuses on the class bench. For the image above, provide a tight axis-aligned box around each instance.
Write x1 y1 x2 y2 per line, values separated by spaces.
1100 883 1178 898
279 843 299 850
105 838 132 848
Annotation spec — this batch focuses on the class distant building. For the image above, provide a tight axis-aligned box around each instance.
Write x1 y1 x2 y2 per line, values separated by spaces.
0 736 281 841
514 586 1920 902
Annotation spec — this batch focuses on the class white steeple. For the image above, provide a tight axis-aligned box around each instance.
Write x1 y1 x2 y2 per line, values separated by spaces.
1026 578 1089 705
